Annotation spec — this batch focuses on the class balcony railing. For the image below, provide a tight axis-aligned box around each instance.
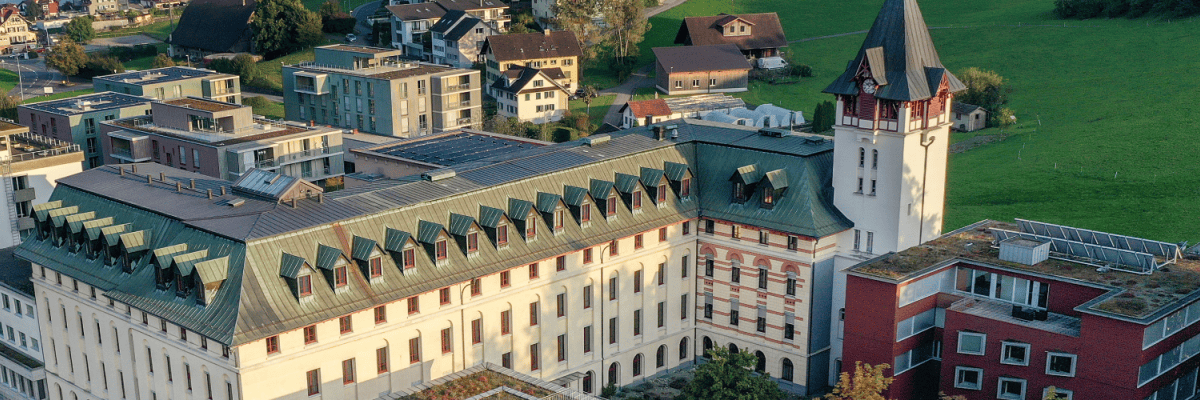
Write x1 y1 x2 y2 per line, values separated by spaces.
444 83 471 91
278 145 341 164
111 148 132 159
254 158 277 169
296 84 316 93
459 100 473 107
456 116 479 125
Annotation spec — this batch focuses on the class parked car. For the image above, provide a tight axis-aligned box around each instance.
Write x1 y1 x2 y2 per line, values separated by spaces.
345 33 357 43
757 56 788 70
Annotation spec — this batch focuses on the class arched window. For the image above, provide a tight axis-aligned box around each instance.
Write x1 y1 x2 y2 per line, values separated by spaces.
754 351 766 373
656 345 666 368
872 149 878 169
583 371 594 393
633 354 643 377
858 148 865 167
608 362 619 386
781 358 794 382
702 337 713 359
679 337 689 360
728 343 739 354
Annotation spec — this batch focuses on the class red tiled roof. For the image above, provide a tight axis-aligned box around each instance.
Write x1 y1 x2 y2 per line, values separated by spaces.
623 99 671 118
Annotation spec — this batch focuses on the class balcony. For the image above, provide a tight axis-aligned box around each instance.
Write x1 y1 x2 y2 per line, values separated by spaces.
276 145 343 166
443 83 472 92
947 297 1081 337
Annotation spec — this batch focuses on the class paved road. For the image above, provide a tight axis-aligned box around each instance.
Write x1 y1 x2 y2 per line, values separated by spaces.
351 1 384 42
1 58 83 101
84 34 164 53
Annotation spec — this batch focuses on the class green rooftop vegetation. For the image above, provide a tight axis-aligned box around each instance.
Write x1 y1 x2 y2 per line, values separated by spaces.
398 370 553 400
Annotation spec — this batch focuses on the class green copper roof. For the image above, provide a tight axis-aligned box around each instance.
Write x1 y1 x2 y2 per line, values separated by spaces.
195 256 230 284
448 213 476 237
477 206 505 228
563 186 590 207
279 252 308 279
535 192 562 214
614 173 640 194
507 198 533 220
351 236 379 261
384 228 414 252
417 220 445 244
315 244 343 270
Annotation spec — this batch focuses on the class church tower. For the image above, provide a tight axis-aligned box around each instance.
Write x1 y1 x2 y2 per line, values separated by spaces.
823 0 964 257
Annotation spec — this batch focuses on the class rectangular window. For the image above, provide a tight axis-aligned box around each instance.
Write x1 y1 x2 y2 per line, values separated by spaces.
657 302 665 328
610 239 619 256
306 369 321 395
342 359 355 384
583 325 593 353
680 294 689 320
556 255 566 271
758 268 769 289
757 317 766 332
435 240 447 260
403 249 415 269
609 277 618 300
784 323 795 340
556 293 566 317
440 328 453 354
730 306 740 326
581 204 591 223
583 248 593 264
498 225 508 245
1046 353 1077 377
377 347 389 374
467 232 478 253
374 306 387 324
502 352 512 369
957 332 985 355
633 309 642 336
954 366 982 390
500 270 511 288
635 234 644 249
471 278 482 296
409 337 421 364
530 343 540 371
997 377 1026 400
266 336 279 354
583 285 593 309
501 307 511 333
529 263 539 279
335 266 348 287
1001 342 1031 366
634 270 643 293
304 326 317 344
407 297 419 314
530 301 539 326
471 318 482 344
609 317 618 344
439 287 451 305
557 334 567 362
339 316 352 334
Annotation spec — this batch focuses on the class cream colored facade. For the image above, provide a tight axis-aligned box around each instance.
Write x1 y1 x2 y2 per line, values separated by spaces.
485 56 578 92
495 87 568 124
0 13 34 49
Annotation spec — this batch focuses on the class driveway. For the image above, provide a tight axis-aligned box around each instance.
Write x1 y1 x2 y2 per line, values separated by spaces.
351 1 384 39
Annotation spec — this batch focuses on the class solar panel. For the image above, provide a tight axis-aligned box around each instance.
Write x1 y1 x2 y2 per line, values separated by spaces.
992 229 1159 273
1016 219 1179 259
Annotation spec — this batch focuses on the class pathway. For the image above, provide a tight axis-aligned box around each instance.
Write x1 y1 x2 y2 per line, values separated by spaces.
589 0 688 128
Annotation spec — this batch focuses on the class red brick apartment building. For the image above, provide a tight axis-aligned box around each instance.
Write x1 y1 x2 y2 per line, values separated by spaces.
843 219 1200 400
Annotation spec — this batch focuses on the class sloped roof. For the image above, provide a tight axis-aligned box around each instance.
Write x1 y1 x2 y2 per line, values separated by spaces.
436 0 506 12
620 99 671 119
386 2 446 21
952 102 985 114
653 44 752 73
674 13 788 51
482 30 582 62
490 66 571 94
823 0 966 101
169 0 256 53
431 10 484 42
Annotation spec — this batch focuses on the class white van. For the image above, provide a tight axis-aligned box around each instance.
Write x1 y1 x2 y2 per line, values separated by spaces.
757 56 788 70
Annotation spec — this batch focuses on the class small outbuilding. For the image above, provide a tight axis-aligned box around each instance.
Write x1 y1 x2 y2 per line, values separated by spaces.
952 102 988 132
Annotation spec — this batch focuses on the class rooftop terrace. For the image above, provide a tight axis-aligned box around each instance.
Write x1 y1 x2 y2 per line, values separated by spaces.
382 363 599 400
166 97 243 112
110 115 315 147
851 220 1200 319
291 60 457 80
0 131 83 174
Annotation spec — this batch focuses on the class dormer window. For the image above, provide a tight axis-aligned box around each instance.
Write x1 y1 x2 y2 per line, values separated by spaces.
299 274 313 297
436 239 448 260
733 182 747 202
581 204 591 223
526 217 537 239
369 257 382 278
681 178 691 197
606 196 617 217
403 247 416 269
467 231 479 253
334 266 348 288
497 225 509 246
554 209 564 231
762 186 775 208
657 184 667 203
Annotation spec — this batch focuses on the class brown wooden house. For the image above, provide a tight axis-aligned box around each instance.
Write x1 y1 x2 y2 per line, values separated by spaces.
674 13 787 60
653 44 751 95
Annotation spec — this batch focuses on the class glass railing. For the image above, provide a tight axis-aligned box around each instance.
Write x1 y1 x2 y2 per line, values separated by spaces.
445 83 471 91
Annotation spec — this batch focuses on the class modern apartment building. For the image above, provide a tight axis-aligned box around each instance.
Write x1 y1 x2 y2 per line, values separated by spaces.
0 121 83 249
93 67 242 104
99 97 346 188
19 92 153 169
0 247 47 400
482 30 582 92
15 1 965 399
282 44 482 138
844 219 1200 400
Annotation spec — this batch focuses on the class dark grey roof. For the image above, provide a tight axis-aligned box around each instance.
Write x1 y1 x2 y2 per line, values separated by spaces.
20 120 852 346
95 67 228 87
952 102 985 114
386 3 446 21
20 92 152 116
482 31 583 62
431 10 484 42
490 66 571 94
169 0 256 53
0 247 33 296
673 13 788 51
435 0 505 12
363 131 547 167
653 44 752 73
823 0 966 101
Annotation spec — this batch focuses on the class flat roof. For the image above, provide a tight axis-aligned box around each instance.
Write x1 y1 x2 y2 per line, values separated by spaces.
20 92 152 116
107 116 331 147
319 44 399 54
165 97 244 112
0 247 33 296
850 220 1200 319
360 130 548 167
95 66 233 85
288 61 462 81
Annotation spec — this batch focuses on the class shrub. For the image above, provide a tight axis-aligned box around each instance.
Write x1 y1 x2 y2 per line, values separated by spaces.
243 96 272 108
78 55 125 78
792 64 814 77
323 14 356 34
812 100 835 133
601 384 618 398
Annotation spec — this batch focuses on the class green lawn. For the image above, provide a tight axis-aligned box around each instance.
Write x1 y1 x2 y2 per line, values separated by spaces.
250 47 319 92
21 89 95 104
121 43 171 71
569 94 615 131
627 0 1200 240
248 98 287 119
94 20 177 41
0 68 17 93
302 0 375 13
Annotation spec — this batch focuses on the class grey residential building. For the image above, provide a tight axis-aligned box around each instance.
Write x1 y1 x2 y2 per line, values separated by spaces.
99 97 346 188
18 92 154 168
430 10 498 68
93 67 242 104
282 44 482 138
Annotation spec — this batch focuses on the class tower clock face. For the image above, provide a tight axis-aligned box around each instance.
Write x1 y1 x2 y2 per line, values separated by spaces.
862 79 877 94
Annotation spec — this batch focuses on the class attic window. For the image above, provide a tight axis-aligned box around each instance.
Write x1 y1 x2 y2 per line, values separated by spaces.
526 214 537 239
632 190 642 210
681 178 691 197
298 275 313 297
606 195 617 217
497 224 509 246
762 186 775 208
402 248 416 269
435 239 448 261
554 209 564 231
581 204 591 223
369 257 383 278
733 182 747 203
467 231 479 253
334 266 348 288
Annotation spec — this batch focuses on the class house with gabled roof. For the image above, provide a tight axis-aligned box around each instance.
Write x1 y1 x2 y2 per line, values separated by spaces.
167 0 256 59
653 44 752 95
491 66 570 123
430 10 500 68
674 13 788 60
482 30 582 91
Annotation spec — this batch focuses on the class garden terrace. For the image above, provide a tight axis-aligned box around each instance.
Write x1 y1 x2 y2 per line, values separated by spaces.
384 363 600 400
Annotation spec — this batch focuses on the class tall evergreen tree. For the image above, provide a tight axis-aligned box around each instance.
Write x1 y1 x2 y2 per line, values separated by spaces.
251 0 323 59
677 347 785 400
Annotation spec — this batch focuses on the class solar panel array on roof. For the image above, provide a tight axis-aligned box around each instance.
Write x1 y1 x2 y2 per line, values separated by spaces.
372 132 543 166
96 67 223 85
1016 219 1180 259
22 92 153 115
991 229 1160 273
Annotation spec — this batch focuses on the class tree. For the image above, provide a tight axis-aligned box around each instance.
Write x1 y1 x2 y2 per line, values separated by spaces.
0 95 20 121
45 39 88 77
601 0 650 63
677 347 785 400
812 100 835 133
25 3 44 21
508 11 534 34
64 17 95 43
826 362 893 400
552 1 602 60
317 0 339 19
251 0 323 59
210 54 260 84
579 85 598 113
995 106 1016 128
151 54 176 68
956 67 1013 127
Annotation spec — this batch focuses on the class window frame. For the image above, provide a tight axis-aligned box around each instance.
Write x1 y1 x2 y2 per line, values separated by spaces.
1045 352 1077 377
997 377 1027 400
957 331 986 355
953 366 983 390
1000 341 1031 366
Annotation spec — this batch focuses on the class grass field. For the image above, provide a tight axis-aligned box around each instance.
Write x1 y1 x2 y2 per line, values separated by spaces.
631 0 1200 240
21 89 96 104
95 20 177 41
121 44 171 71
248 98 287 119
569 95 616 131
0 68 17 94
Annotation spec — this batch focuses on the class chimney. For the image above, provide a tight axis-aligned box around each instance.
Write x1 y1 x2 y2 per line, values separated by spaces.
220 186 227 196
290 198 297 208
189 179 195 189
147 175 152 184
207 189 213 199
318 193 325 203
654 92 658 99
652 125 664 141
543 29 550 35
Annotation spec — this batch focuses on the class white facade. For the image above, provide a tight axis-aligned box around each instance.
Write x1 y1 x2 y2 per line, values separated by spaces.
0 278 45 400
391 16 438 58
495 87 567 124
0 133 84 248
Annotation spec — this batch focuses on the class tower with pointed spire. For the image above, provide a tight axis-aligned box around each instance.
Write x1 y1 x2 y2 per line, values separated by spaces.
824 0 963 258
